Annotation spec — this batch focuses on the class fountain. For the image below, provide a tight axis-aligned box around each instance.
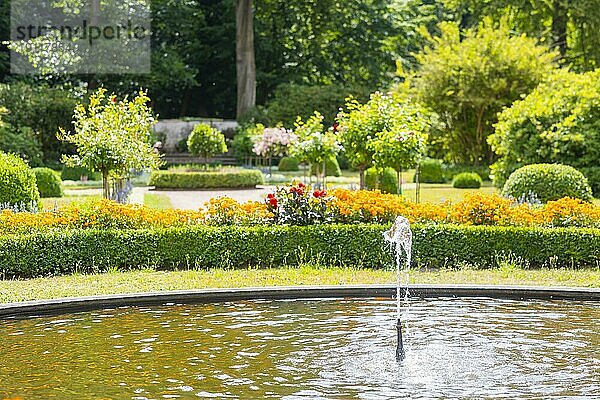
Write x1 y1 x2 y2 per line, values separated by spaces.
383 216 413 361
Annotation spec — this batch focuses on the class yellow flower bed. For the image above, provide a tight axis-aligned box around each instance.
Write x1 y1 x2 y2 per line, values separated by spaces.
1 191 599 235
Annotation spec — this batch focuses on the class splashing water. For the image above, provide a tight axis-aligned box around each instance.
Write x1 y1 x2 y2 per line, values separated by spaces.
383 216 413 360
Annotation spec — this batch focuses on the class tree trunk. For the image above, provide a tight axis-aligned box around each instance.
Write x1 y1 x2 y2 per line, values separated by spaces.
359 168 365 190
552 0 568 59
102 171 110 200
236 0 256 119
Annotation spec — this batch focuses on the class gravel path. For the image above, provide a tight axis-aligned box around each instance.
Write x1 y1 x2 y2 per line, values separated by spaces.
153 186 276 210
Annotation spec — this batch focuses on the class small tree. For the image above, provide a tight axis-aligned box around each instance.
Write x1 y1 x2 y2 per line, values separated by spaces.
251 125 298 173
290 112 341 188
187 123 228 169
59 89 161 201
369 128 427 195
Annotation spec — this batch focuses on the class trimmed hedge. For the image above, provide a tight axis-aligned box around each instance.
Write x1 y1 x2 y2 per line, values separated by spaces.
1 224 597 279
149 169 264 189
278 157 300 172
61 166 101 181
416 159 446 183
33 167 63 198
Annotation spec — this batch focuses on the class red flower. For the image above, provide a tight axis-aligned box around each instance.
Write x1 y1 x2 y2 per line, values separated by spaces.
313 190 327 199
267 193 275 199
290 186 304 196
333 123 339 132
268 197 278 207
298 182 306 189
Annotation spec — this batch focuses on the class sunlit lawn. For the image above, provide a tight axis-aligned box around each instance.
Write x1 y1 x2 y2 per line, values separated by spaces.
144 193 173 209
1 265 598 303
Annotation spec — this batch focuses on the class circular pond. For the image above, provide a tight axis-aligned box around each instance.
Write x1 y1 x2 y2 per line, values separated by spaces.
1 297 598 399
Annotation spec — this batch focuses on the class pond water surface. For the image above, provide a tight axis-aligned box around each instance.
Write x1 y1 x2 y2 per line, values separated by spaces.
0 297 598 399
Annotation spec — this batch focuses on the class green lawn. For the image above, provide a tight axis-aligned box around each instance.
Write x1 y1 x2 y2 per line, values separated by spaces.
144 193 173 209
1 265 598 303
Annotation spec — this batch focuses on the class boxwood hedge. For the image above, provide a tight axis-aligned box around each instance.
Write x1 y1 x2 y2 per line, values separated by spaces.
149 169 264 189
1 224 597 279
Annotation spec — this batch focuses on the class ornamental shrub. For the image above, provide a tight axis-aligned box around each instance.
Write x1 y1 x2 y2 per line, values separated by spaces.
579 167 600 197
310 155 341 177
443 164 491 182
453 172 482 189
503 164 593 203
187 123 228 163
33 168 63 198
0 151 40 209
278 157 300 172
365 167 398 194
416 159 445 183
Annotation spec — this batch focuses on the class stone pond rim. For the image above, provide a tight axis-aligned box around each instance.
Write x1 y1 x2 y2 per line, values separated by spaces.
0 284 598 319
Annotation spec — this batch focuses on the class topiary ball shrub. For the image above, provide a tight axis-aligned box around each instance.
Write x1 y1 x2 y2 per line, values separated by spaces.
0 151 40 209
453 172 483 189
187 123 228 162
310 155 341 177
365 167 398 194
502 164 593 203
416 158 446 183
278 157 300 172
33 167 63 198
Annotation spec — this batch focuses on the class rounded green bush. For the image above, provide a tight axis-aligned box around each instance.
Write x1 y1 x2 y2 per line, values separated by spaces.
453 172 483 189
187 123 227 161
278 157 300 172
415 158 445 183
61 166 101 181
310 156 341 177
0 151 40 208
365 167 398 194
502 164 593 203
33 167 63 198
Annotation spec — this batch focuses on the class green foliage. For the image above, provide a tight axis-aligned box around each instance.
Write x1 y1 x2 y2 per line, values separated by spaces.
248 84 371 128
365 167 398 194
490 70 600 187
149 170 264 190
416 159 446 183
412 20 557 164
0 151 40 209
60 166 101 182
231 129 256 164
33 168 63 198
502 164 593 203
0 109 42 167
0 82 82 164
453 172 483 189
60 89 162 199
290 112 341 169
176 137 189 153
310 155 341 177
338 92 433 175
579 167 600 197
278 157 300 172
187 124 228 162
1 224 598 279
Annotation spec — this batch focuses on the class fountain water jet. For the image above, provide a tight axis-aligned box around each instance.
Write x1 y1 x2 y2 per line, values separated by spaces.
383 216 413 361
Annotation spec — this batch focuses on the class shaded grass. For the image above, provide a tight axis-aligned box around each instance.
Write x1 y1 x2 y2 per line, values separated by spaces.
1 265 598 303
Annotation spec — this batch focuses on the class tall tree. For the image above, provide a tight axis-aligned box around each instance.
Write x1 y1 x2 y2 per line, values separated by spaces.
236 0 256 118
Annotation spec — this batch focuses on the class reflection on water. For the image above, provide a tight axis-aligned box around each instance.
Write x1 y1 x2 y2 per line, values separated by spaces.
0 298 598 399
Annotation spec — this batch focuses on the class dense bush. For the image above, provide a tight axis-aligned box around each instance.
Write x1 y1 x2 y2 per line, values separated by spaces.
0 83 81 164
416 159 445 183
278 157 300 172
33 168 63 198
0 118 43 167
60 166 101 181
0 152 40 209
242 84 371 128
231 129 255 164
453 172 482 189
310 155 341 177
149 169 264 189
365 167 398 194
491 70 600 187
579 167 600 197
1 224 597 279
503 164 593 203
